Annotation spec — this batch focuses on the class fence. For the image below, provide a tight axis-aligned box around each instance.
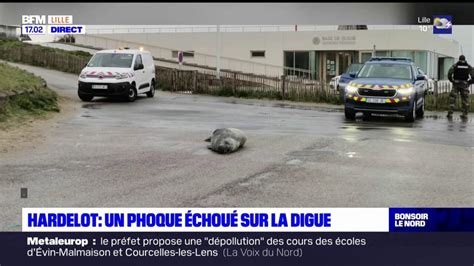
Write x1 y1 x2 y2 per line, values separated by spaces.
155 66 340 103
425 80 474 111
156 66 473 110
0 42 472 111
0 43 90 74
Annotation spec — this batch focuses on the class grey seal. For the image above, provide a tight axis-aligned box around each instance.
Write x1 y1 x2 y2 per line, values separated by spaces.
204 128 247 154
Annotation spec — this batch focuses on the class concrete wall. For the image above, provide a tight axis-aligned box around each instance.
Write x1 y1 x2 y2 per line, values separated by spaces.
76 29 461 77
0 25 19 38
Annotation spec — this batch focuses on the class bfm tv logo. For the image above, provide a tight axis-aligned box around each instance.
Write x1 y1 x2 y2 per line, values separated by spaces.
21 15 85 35
433 15 452 34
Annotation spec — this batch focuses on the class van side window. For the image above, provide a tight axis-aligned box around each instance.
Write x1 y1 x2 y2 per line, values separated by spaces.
134 54 143 69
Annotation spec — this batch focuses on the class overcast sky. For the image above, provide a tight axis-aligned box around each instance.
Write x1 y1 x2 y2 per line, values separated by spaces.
442 25 474 62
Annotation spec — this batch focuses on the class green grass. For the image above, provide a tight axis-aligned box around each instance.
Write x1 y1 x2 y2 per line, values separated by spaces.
0 63 45 93
0 39 24 48
0 63 59 127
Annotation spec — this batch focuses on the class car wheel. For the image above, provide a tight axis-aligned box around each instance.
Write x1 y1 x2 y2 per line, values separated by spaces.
416 98 425 118
78 92 93 102
404 98 416 122
146 81 155 98
126 86 137 102
345 107 356 120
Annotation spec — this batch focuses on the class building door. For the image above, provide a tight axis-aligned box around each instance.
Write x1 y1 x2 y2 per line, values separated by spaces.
324 52 337 82
337 52 352 75
438 58 445 80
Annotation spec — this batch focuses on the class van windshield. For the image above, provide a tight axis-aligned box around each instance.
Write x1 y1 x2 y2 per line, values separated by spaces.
357 63 412 80
87 53 134 68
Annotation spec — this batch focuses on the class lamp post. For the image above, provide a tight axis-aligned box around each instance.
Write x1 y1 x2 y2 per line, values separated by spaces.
216 24 221 79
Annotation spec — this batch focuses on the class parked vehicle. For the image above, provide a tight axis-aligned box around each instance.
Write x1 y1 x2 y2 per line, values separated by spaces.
329 63 364 100
338 63 364 92
77 48 156 102
329 75 340 91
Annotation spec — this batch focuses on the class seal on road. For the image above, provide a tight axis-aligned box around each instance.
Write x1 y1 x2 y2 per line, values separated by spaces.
204 128 247 154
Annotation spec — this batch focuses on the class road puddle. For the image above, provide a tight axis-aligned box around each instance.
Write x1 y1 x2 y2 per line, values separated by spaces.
340 126 388 131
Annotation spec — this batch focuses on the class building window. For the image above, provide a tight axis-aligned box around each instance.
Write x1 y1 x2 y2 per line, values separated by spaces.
172 51 194 58
360 52 372 63
391 50 414 61
284 51 315 80
134 54 143 69
251 50 265 58
439 57 454 80
338 25 368 30
375 51 390 57
414 51 428 74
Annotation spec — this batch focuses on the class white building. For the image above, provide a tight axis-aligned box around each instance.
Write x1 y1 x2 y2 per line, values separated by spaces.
0 24 20 39
75 26 461 81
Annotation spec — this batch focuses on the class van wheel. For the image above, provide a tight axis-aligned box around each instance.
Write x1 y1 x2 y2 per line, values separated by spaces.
345 107 356 120
416 98 425 118
127 86 137 102
78 92 93 102
146 81 155 98
404 99 416 122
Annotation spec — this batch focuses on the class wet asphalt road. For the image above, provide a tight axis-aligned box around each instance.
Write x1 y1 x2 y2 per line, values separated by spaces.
1 62 473 230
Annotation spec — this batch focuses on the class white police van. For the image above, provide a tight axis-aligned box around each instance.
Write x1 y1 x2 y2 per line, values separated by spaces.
78 48 156 102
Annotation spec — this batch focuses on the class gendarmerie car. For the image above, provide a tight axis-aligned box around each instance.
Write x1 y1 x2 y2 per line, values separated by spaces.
344 57 428 122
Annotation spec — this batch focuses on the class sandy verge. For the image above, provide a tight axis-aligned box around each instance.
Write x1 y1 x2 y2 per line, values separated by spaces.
0 89 79 155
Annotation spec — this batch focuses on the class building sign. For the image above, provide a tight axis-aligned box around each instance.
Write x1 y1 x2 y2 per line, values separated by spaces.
313 35 356 46
326 59 336 76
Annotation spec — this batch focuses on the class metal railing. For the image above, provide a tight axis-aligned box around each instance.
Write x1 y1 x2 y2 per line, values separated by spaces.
84 25 424 34
428 79 474 94
84 25 330 34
